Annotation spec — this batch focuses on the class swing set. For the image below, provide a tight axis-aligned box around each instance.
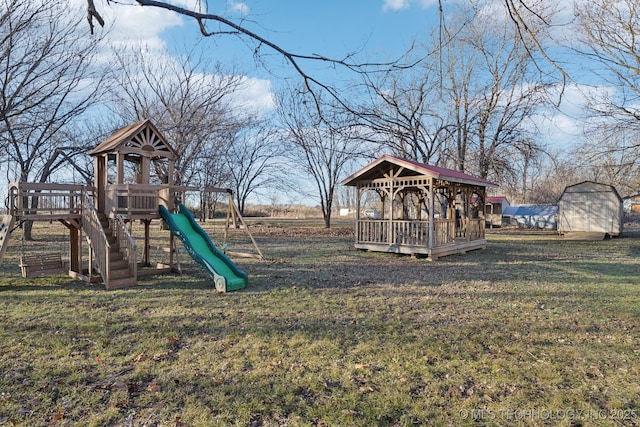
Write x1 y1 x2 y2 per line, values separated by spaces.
18 235 68 278
202 186 263 260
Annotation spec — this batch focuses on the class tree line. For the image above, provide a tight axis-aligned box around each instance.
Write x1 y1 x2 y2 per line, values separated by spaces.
2 0 640 230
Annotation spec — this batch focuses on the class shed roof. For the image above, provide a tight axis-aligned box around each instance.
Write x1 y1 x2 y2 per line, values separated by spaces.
90 119 178 160
503 205 558 217
342 155 497 187
486 196 509 204
558 181 622 203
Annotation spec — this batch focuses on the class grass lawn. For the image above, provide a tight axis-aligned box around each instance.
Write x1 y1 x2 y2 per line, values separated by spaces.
0 219 639 426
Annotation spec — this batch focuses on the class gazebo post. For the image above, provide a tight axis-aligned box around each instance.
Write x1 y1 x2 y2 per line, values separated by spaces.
428 177 434 250
466 187 471 241
355 185 362 244
387 179 394 245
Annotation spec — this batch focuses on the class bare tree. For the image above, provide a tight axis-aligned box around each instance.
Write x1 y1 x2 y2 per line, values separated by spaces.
570 128 640 196
575 0 640 135
526 150 585 204
224 117 284 215
491 138 549 204
437 3 547 178
111 46 244 187
0 0 106 238
87 1 570 85
357 57 453 165
277 88 364 228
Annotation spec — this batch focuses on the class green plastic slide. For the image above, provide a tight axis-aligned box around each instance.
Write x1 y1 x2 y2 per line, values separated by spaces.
159 204 247 292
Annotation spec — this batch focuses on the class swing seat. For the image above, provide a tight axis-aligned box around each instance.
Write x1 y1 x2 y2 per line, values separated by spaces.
19 253 68 278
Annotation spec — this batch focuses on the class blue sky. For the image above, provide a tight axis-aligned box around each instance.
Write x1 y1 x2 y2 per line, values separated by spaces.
83 0 598 204
87 0 446 124
157 1 439 86
95 1 592 131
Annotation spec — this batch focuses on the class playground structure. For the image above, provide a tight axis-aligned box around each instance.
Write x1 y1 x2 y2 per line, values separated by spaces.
1 119 259 291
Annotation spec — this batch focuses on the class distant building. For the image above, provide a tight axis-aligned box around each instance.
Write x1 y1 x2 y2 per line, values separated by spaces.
503 205 558 230
485 196 510 227
557 181 623 236
623 194 640 217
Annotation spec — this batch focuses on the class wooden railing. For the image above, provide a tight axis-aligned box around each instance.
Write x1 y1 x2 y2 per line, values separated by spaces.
434 219 456 246
82 189 111 285
8 182 190 221
105 184 167 217
8 182 83 219
468 218 485 240
357 220 390 244
358 218 485 248
392 220 429 246
112 214 137 281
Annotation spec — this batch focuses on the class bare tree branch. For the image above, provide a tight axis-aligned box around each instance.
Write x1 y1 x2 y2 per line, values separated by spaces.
86 0 104 35
86 0 420 116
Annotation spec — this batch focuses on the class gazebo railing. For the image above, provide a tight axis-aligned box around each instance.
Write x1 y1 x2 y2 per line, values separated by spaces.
358 218 484 248
434 219 456 246
467 218 485 240
357 220 390 244
392 220 429 246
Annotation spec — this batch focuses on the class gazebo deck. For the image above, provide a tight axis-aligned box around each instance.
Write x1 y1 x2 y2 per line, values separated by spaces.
355 218 486 258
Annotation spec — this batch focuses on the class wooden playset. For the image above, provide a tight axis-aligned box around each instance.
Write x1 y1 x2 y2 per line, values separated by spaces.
1 119 259 291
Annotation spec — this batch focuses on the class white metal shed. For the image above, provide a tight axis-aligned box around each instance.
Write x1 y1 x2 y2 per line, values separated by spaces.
557 181 623 236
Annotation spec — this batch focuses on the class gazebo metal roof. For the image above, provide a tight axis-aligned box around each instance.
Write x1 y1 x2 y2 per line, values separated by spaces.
342 155 497 188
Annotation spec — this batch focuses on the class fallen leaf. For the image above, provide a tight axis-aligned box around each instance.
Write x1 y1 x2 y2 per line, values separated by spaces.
133 353 147 364
146 382 161 393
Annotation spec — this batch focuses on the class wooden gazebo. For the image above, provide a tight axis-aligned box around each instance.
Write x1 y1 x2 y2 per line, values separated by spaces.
342 155 497 259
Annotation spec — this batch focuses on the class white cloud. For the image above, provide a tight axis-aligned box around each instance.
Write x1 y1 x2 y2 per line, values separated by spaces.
107 3 184 50
228 1 250 16
383 0 410 11
231 77 276 114
382 0 439 11
70 0 185 52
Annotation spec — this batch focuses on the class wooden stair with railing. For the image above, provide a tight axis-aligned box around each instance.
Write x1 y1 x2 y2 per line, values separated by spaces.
97 214 136 289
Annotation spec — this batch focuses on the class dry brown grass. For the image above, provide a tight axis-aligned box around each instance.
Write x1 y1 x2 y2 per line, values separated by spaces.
0 220 639 426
